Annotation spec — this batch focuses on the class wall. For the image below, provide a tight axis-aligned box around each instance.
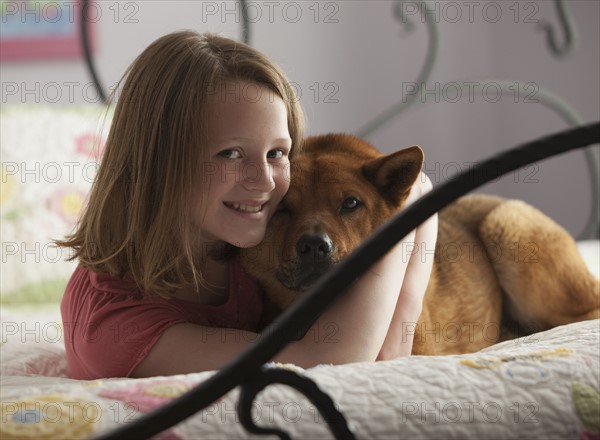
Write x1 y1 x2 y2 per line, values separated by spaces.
2 0 599 237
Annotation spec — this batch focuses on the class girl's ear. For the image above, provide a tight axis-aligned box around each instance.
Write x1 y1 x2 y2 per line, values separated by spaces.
362 146 424 205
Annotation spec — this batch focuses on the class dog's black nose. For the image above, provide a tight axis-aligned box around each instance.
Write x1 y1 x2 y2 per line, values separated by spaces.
296 233 334 261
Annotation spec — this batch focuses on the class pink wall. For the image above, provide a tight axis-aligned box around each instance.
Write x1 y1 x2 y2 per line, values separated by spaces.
2 1 598 237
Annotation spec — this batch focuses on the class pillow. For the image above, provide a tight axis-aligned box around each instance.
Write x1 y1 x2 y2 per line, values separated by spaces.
1 105 113 305
577 240 600 279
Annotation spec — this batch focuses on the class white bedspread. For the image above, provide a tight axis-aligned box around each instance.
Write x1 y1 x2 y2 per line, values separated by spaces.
1 313 599 439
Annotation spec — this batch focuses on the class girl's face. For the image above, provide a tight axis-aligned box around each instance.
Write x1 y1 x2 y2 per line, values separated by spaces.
192 82 292 248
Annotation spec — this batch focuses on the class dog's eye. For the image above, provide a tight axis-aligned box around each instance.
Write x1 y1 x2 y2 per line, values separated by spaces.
341 197 361 213
275 203 291 215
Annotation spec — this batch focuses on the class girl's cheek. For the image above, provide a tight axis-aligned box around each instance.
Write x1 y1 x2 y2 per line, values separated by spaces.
276 171 291 197
277 162 292 190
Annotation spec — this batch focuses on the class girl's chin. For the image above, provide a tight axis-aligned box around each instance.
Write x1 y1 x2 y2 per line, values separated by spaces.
197 227 266 247
229 238 264 249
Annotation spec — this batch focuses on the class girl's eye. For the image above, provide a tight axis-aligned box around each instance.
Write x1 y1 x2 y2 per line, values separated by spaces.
218 149 240 160
267 149 286 160
341 197 361 213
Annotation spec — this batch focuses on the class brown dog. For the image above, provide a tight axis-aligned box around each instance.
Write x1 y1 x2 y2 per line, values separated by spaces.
241 134 600 355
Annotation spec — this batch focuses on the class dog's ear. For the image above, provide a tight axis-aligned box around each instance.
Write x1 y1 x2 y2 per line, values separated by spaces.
362 146 424 205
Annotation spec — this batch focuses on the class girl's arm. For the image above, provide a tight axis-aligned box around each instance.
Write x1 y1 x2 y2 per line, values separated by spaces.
133 173 436 376
377 173 437 360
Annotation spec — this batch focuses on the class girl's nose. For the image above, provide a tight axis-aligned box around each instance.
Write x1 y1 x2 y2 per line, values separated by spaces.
242 161 276 192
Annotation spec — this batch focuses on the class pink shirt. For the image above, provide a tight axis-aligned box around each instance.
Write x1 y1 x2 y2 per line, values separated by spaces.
61 260 262 379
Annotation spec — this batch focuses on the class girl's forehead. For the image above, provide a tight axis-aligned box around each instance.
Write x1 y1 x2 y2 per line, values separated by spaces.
210 88 288 130
210 83 283 110
211 81 278 102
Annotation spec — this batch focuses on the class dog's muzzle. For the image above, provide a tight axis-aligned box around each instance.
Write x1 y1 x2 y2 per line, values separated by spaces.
276 233 337 291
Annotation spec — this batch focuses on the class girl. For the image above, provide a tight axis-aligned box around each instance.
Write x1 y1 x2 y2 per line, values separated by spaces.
57 31 437 379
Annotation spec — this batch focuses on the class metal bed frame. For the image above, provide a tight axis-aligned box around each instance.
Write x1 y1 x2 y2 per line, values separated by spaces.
76 1 599 438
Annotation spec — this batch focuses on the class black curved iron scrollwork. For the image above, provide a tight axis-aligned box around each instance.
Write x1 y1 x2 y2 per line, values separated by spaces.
80 0 106 104
237 366 356 440
93 122 600 440
538 0 578 57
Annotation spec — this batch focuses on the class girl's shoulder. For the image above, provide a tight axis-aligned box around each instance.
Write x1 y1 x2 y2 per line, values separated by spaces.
62 262 263 329
62 265 143 301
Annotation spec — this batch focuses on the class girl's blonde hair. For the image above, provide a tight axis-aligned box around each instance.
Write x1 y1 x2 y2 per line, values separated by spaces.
56 31 304 297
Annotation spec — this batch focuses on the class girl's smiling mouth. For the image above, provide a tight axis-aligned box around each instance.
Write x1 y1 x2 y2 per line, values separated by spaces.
223 201 266 213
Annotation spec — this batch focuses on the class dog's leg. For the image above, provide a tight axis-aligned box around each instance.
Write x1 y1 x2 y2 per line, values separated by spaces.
478 200 600 331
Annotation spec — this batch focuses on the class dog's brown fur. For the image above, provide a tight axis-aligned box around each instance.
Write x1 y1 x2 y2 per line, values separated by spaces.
241 134 600 355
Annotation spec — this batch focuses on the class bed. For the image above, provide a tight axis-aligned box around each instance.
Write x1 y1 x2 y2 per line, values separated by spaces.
2 1 600 439
1 100 599 440
1 312 599 439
